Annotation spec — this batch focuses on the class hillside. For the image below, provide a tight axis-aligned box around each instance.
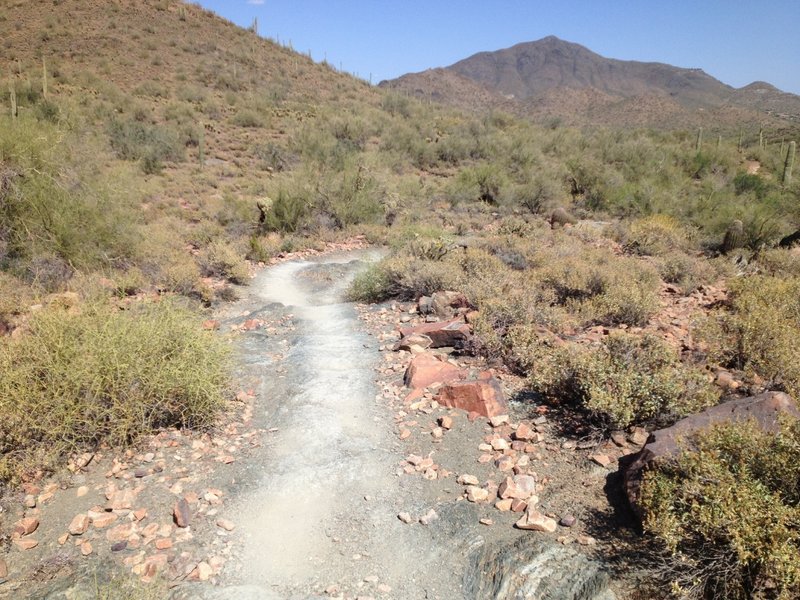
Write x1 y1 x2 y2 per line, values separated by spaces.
381 36 800 132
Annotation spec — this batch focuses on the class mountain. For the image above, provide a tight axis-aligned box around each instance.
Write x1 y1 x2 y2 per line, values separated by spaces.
381 36 800 132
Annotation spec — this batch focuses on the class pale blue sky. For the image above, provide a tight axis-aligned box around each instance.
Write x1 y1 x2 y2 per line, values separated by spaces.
197 1 800 94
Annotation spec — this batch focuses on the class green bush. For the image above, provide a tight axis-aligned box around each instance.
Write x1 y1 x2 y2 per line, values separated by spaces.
641 418 800 599
0 300 229 483
522 331 718 429
704 275 800 397
200 239 249 284
108 118 185 172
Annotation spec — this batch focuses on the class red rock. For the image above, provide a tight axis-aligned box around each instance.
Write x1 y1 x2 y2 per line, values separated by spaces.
403 353 465 390
466 486 489 502
155 538 173 550
589 454 612 468
479 518 493 526
438 415 453 430
430 291 471 318
495 456 515 472
516 508 557 532
498 475 537 500
216 518 235 532
457 474 480 486
13 517 39 536
437 377 507 418
495 499 513 511
399 319 472 349
91 513 118 529
133 509 148 521
14 538 38 550
58 533 69 545
80 542 92 556
514 423 535 441
398 333 433 351
202 320 221 331
107 488 136 511
623 392 800 519
241 319 261 331
69 514 90 536
510 499 528 513
106 523 133 543
173 498 191 528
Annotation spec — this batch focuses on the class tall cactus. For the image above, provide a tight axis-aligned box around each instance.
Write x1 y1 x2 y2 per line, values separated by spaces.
759 126 764 150
198 126 205 169
695 127 703 151
737 129 743 153
42 57 48 99
784 141 796 186
9 79 16 118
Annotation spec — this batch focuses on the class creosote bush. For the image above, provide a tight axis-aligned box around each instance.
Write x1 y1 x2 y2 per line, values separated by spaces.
0 299 229 483
641 418 800 599
519 330 718 429
703 275 800 398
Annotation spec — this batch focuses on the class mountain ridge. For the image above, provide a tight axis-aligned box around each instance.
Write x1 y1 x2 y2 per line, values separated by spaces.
381 36 800 131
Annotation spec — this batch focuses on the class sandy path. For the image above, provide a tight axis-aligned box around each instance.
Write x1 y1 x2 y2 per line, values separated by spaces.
202 251 461 599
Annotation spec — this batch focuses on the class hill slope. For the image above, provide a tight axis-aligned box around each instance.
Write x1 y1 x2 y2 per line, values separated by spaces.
381 36 800 131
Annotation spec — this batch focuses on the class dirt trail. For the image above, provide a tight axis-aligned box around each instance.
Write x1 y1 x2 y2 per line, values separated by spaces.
196 251 463 599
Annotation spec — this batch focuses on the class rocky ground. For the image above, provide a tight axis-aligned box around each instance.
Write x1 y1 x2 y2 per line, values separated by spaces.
0 241 747 600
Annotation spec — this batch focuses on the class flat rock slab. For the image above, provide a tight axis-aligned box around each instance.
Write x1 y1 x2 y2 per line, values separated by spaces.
622 391 800 518
404 352 466 389
399 318 472 349
437 375 507 418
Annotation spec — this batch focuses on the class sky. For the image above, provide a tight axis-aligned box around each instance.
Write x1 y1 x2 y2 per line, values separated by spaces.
196 1 800 94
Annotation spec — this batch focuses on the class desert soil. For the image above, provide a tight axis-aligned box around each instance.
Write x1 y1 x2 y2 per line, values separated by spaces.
0 244 668 600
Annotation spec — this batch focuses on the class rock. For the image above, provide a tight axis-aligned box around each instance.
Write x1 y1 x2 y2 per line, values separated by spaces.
106 523 133 543
430 291 471 318
511 499 528 513
173 498 192 528
466 486 490 503
107 488 136 511
14 538 38 550
397 512 413 524
489 414 509 427
514 423 535 441
69 514 90 536
417 296 434 315
403 353 465 389
577 535 597 546
13 517 39 536
457 474 480 486
398 333 433 351
559 515 577 528
399 318 472 349
589 454 612 468
438 415 453 430
495 456 515 472
498 475 537 500
202 319 221 331
479 518 493 526
23 494 36 508
76 486 89 498
216 518 235 531
628 427 648 446
515 508 558 533
623 392 800 519
191 561 213 581
91 513 118 529
610 431 627 447
419 509 438 525
495 499 513 511
111 541 128 552
155 538 173 550
437 377 507 418
80 542 92 556
490 437 509 451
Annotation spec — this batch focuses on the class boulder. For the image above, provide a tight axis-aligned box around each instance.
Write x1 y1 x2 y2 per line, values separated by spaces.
398 333 433 351
404 353 465 389
437 375 507 418
431 291 471 318
622 392 800 519
399 318 472 349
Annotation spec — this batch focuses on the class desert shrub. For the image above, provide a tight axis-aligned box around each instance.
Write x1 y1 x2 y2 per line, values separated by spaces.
641 418 800 599
319 163 385 228
523 331 718 429
537 246 660 326
0 300 229 483
200 239 249 284
654 251 723 292
230 109 266 128
703 275 800 397
618 214 695 256
756 248 800 278
346 263 393 302
733 172 770 199
108 118 185 172
260 189 308 234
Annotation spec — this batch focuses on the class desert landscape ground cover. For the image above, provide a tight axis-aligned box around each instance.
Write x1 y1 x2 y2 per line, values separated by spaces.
2 1 800 599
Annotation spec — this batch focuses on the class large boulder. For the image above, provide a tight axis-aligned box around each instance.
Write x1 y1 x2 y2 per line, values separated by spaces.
436 373 507 418
622 392 800 519
418 291 472 318
404 353 466 389
399 318 472 349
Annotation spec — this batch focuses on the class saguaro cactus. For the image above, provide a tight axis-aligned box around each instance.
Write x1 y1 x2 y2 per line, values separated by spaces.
759 126 764 150
42 57 48 99
9 80 16 118
695 128 703 151
198 126 205 169
738 130 743 152
784 141 796 186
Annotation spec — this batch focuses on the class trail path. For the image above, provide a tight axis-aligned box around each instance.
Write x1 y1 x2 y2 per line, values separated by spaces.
203 251 461 599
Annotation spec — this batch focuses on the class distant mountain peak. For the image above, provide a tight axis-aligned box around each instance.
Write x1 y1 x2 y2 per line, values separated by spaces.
380 37 800 130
